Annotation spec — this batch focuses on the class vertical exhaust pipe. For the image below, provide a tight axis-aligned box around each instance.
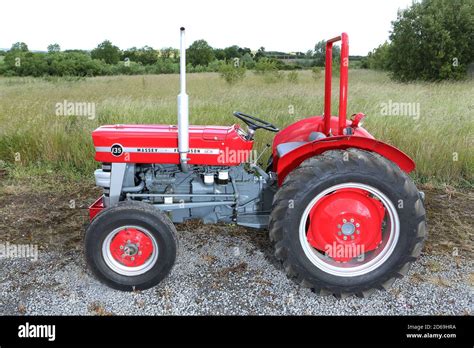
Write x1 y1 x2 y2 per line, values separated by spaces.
178 27 189 172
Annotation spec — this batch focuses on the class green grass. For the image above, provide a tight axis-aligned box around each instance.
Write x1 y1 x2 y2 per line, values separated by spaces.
0 70 472 186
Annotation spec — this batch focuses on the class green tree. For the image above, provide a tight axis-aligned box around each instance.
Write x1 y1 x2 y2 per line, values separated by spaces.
47 43 61 53
137 46 157 65
313 40 340 66
187 40 215 66
223 45 240 60
160 47 179 61
91 40 121 64
213 48 226 60
388 0 474 81
254 47 266 61
10 42 29 52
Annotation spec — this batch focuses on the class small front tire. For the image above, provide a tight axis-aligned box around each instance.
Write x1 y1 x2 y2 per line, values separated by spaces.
85 201 178 291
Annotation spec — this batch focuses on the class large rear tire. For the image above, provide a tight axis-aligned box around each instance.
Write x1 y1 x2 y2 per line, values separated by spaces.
85 201 178 291
269 149 426 297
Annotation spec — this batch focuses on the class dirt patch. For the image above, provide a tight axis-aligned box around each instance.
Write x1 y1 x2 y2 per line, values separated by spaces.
421 184 473 255
0 176 100 251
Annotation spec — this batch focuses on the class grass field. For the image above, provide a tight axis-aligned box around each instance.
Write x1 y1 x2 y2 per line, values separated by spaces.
0 70 472 186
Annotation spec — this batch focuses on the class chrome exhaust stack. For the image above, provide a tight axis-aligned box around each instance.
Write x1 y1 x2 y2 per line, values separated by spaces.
178 27 189 172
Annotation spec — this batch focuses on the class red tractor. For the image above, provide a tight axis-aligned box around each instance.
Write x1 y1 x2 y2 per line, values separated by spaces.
85 28 426 297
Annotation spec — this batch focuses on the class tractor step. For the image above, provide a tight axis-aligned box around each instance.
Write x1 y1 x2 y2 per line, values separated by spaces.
237 213 270 229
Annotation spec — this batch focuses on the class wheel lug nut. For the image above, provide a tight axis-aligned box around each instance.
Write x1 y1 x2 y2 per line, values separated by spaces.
343 219 347 223
356 223 360 227
343 236 347 240
131 257 135 261
351 235 355 240
350 218 354 223
337 224 341 228
356 230 360 234
138 251 142 255
338 232 342 235
119 245 124 250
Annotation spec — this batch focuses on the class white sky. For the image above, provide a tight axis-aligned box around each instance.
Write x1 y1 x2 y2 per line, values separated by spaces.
1 0 413 55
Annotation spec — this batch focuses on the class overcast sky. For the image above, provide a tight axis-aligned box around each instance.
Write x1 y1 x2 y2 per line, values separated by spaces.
1 0 414 55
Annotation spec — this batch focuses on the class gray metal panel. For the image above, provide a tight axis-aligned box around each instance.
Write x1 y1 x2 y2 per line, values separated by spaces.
109 163 127 206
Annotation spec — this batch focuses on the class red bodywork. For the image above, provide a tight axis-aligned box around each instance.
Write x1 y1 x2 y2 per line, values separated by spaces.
92 123 253 166
89 196 104 220
272 115 415 186
271 33 415 185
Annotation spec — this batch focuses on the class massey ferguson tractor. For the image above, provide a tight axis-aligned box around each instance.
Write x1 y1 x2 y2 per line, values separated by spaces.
85 28 426 297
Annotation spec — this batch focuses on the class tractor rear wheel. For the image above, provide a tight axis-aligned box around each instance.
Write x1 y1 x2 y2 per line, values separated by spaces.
85 201 178 291
269 149 426 297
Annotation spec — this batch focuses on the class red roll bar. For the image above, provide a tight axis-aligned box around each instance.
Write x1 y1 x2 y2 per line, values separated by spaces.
323 33 349 136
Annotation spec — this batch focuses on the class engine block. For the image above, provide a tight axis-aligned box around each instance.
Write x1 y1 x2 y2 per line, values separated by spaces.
95 163 274 228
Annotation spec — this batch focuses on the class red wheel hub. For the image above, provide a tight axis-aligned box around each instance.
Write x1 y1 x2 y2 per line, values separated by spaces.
307 188 385 262
109 228 154 267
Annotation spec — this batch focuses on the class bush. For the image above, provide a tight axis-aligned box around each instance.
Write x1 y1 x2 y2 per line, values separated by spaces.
254 57 278 74
46 52 110 76
218 62 246 84
208 59 225 72
241 53 255 69
364 42 391 71
3 51 48 77
109 61 147 75
146 59 179 74
253 58 282 83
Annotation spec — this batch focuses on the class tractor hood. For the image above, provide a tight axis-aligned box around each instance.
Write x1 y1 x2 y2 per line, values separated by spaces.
92 123 253 166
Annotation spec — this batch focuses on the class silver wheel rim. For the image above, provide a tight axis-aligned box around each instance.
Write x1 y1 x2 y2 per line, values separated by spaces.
102 225 159 276
298 182 400 277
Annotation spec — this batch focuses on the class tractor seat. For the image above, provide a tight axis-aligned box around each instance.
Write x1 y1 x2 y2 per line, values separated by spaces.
276 142 306 157
276 132 326 158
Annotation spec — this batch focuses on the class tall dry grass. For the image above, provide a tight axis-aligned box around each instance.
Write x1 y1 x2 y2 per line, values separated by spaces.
0 70 472 186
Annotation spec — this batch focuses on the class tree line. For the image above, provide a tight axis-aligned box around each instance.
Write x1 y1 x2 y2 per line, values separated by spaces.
0 39 325 78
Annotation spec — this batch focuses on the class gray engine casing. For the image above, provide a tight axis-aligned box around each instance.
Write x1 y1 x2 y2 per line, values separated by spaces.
96 163 275 228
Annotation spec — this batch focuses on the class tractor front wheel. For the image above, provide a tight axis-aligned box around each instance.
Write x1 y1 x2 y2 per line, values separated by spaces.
269 149 426 297
85 201 178 291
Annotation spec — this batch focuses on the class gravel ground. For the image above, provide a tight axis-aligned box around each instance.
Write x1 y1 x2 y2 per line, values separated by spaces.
0 224 472 315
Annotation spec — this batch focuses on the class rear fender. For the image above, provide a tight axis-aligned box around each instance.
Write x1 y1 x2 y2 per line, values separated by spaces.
275 136 415 186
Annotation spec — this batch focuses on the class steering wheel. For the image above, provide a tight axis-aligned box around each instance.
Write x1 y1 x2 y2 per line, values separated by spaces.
233 111 279 133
